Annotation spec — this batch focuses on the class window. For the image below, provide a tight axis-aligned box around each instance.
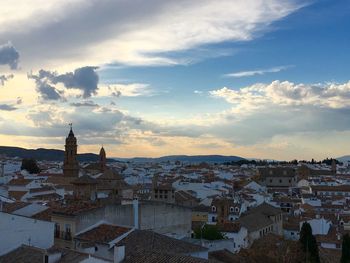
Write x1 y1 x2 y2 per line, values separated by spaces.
279 179 282 183
230 217 233 222
270 179 273 183
291 232 294 236
212 206 216 212
230 207 234 212
54 223 60 238
235 207 239 212
212 216 216 222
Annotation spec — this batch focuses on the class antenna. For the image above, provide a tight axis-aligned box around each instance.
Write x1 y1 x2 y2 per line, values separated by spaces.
69 123 73 129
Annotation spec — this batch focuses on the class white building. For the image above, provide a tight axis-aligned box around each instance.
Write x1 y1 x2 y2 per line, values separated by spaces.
0 211 54 256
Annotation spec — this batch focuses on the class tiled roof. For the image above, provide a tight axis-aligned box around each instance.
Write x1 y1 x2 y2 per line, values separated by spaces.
8 191 27 201
218 222 242 233
118 230 207 256
0 245 44 263
2 202 29 213
29 186 55 193
8 178 33 186
51 201 101 216
209 249 237 263
71 175 98 185
238 203 282 232
123 251 208 263
75 224 131 244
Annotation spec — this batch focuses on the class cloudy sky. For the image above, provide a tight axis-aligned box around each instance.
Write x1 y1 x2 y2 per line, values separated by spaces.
0 0 349 160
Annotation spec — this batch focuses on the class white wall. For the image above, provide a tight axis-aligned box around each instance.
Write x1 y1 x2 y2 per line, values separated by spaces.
0 212 54 255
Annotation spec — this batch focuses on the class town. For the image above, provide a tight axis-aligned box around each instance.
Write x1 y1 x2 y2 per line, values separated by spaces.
0 127 349 262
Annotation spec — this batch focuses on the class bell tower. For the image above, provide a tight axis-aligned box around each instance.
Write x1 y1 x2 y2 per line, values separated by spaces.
63 124 79 177
99 146 106 171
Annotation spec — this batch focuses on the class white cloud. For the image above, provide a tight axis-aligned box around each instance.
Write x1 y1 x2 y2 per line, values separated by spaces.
0 0 305 69
210 80 350 114
224 65 292 78
98 83 155 97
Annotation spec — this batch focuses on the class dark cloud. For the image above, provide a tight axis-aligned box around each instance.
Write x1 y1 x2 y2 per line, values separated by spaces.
0 74 13 86
0 104 17 111
0 42 19 69
53 67 99 98
70 101 99 107
28 66 99 100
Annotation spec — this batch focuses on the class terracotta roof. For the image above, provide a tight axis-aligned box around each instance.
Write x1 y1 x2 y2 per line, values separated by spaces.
2 202 29 213
51 201 102 216
118 230 207 256
71 175 98 185
8 178 33 186
29 186 55 193
218 222 242 233
238 203 282 232
0 245 44 263
8 191 27 201
124 251 208 263
209 249 237 263
75 224 131 244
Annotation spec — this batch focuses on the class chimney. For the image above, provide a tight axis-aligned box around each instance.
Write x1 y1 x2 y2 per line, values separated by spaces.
133 196 139 229
114 245 125 263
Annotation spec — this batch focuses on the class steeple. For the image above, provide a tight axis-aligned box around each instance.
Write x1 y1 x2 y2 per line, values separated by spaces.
99 146 106 171
63 124 79 177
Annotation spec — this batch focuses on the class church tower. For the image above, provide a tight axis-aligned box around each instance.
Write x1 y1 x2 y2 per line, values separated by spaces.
99 146 106 171
63 124 79 177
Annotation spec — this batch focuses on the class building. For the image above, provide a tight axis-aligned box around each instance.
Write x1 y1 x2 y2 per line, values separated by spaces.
51 199 192 248
237 203 283 245
311 185 350 197
0 211 54 256
151 174 175 204
74 223 208 261
63 125 80 177
208 197 243 225
258 167 297 188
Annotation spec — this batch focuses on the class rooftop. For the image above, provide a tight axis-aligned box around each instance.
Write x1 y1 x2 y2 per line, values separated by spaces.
75 224 131 244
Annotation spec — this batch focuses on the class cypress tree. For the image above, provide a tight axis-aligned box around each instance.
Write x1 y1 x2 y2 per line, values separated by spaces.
341 234 350 263
299 222 320 263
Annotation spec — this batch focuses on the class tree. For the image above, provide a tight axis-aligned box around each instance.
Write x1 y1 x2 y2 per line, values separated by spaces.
194 224 225 240
299 222 320 263
21 158 40 174
341 234 350 263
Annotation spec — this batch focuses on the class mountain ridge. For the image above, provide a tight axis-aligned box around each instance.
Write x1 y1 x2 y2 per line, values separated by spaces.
0 146 115 162
0 146 245 163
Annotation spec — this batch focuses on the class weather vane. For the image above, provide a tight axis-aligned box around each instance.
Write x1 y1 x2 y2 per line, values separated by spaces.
69 123 73 129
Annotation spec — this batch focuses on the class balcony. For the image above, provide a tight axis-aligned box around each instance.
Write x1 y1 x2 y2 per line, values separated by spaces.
55 230 72 241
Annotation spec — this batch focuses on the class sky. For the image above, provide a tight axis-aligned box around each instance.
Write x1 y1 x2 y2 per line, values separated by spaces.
0 0 349 160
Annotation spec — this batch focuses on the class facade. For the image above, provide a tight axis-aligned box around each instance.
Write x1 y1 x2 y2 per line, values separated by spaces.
63 126 79 177
151 175 175 203
237 203 283 245
258 167 297 188
0 212 54 256
311 185 350 197
208 197 244 225
51 200 192 248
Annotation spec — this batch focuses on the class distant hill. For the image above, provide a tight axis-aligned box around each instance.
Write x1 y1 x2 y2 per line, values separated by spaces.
114 155 245 164
0 146 115 162
337 155 350 163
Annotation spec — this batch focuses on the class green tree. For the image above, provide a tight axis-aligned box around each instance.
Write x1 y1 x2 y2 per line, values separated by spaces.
21 158 40 174
299 222 320 263
341 234 350 263
194 224 225 240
